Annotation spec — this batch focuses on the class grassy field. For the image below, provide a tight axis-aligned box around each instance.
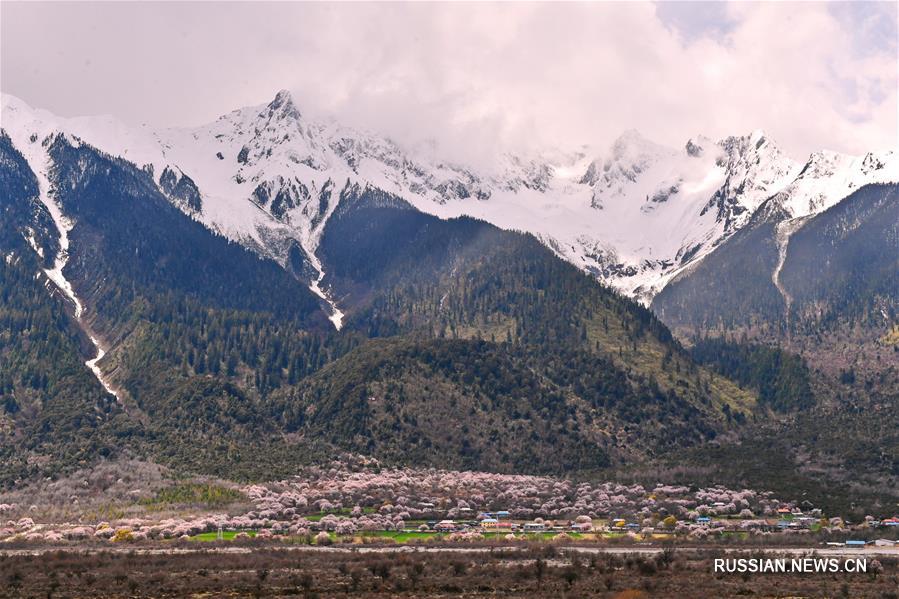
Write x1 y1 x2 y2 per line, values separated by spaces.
190 530 257 541
188 529 627 543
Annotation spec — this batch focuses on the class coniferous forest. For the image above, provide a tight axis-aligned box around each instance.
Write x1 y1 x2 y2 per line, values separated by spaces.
0 134 761 485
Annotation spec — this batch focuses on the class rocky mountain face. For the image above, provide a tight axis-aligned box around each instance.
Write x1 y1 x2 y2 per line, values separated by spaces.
700 131 800 233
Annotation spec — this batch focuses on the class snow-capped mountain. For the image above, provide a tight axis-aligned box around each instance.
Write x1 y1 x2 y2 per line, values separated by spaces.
3 90 897 312
769 149 897 219
701 130 802 231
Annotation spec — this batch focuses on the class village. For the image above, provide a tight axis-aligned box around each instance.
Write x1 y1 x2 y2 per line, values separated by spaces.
1 464 897 548
3 500 899 548
422 509 899 540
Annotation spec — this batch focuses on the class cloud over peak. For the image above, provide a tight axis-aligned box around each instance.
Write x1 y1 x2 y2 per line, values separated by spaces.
1 2 895 164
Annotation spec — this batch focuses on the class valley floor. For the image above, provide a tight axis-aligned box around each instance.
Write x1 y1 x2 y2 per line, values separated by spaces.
3 460 897 597
0 543 896 598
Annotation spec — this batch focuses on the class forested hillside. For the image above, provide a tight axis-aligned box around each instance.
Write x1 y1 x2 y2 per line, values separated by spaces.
651 185 898 511
651 202 788 335
293 186 759 469
0 135 767 484
1 135 340 482
689 337 814 412
0 133 131 482
779 183 898 331
653 184 898 345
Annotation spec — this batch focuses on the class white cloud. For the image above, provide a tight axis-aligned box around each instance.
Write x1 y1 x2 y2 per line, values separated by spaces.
1 2 895 163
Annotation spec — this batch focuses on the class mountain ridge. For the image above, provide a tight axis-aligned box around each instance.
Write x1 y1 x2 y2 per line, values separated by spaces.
4 90 896 311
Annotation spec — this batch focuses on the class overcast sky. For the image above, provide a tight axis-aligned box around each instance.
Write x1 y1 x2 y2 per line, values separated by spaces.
1 1 896 162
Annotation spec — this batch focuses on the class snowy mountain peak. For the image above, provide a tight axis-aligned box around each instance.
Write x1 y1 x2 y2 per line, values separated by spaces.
703 131 800 230
748 128 767 144
684 135 713 157
610 129 671 160
3 91 895 310
798 149 852 179
611 128 646 147
579 131 678 203
861 150 891 174
717 129 781 163
768 148 899 219
264 89 302 121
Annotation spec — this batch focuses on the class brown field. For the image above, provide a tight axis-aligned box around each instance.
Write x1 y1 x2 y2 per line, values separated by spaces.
1 544 896 598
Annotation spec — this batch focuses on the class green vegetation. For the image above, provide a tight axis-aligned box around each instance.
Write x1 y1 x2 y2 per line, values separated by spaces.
0 133 133 483
653 211 786 334
281 188 759 471
651 184 899 513
190 530 256 541
690 336 814 411
275 333 741 473
361 531 442 543
669 437 896 518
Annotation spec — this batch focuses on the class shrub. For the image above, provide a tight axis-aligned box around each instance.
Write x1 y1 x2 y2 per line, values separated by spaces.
111 529 134 543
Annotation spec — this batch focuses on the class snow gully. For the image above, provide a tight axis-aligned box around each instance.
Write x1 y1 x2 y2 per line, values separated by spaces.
306 251 344 331
772 217 806 317
33 161 121 402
